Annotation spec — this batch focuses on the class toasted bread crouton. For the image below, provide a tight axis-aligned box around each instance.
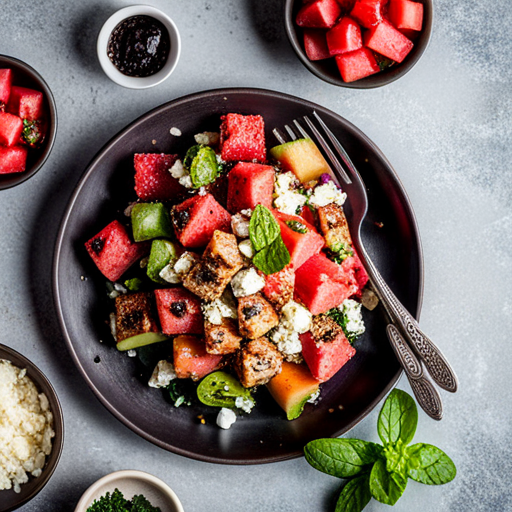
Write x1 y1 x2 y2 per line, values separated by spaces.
310 314 343 344
317 203 353 253
115 292 159 342
204 318 243 355
234 337 283 388
237 293 279 339
183 231 244 301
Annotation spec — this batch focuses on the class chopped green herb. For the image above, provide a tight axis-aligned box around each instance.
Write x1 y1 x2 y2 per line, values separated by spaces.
124 277 143 292
285 220 307 234
22 119 43 147
166 379 193 407
86 488 161 512
327 242 354 263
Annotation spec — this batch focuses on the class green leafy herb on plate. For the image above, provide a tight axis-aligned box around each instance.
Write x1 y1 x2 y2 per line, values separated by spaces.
86 488 161 512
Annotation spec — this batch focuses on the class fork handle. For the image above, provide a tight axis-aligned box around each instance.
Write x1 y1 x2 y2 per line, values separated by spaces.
364 255 458 393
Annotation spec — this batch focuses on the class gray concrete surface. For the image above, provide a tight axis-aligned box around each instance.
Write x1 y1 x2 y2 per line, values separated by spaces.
1 0 511 510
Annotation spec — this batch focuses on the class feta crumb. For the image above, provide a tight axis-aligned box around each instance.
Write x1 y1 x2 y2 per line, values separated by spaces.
169 159 186 178
148 360 177 388
201 295 238 325
307 389 321 403
281 301 312 334
174 252 199 279
198 186 207 196
339 299 365 338
179 174 193 189
270 324 302 357
114 283 127 294
216 408 237 429
194 131 220 145
231 213 250 238
231 267 265 297
238 239 254 259
159 264 181 284
127 350 137 358
273 172 307 215
240 208 253 217
309 181 347 208
170 127 182 136
235 396 255 413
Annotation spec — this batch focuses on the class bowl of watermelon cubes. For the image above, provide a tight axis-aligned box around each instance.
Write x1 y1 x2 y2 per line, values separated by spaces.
0 55 57 189
285 0 433 87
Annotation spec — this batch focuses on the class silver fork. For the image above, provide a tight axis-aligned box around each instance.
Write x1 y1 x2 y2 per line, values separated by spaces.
274 112 458 420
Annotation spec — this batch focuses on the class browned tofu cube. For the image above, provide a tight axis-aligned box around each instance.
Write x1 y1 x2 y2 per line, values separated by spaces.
115 292 159 342
204 318 243 355
317 203 353 253
310 314 342 343
234 337 283 388
183 231 244 301
237 293 279 339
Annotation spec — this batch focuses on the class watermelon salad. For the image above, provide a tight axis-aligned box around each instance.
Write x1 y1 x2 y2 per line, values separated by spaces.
84 113 378 428
0 68 47 174
297 0 424 83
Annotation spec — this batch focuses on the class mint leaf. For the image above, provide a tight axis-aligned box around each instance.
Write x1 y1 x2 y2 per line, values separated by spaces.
407 443 456 485
249 204 280 252
190 145 219 188
305 438 383 478
370 458 407 506
252 236 290 275
335 473 372 512
377 389 418 446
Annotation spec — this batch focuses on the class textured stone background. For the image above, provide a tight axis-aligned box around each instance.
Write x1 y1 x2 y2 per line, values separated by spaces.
1 0 511 510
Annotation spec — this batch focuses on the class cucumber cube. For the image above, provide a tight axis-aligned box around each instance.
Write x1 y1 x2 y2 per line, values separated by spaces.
116 332 169 351
147 240 177 283
131 203 173 242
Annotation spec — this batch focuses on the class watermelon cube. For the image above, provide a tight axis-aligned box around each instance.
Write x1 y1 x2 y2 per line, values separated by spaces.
261 264 295 310
0 112 23 146
326 17 363 55
341 251 369 293
296 0 342 29
171 193 231 248
300 329 356 382
154 288 203 335
303 29 331 61
134 153 184 201
0 69 12 107
350 0 384 28
335 47 380 82
85 220 149 281
364 20 414 63
7 86 44 121
0 146 28 174
220 113 266 162
388 0 423 31
173 335 223 380
336 0 357 13
275 211 325 269
294 253 359 314
227 162 275 213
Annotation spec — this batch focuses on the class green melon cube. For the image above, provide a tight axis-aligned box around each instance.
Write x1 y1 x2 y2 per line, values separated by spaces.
131 203 173 242
116 332 169 351
147 239 177 283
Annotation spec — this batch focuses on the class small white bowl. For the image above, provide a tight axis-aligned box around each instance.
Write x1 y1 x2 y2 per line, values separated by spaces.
97 5 181 89
74 470 185 512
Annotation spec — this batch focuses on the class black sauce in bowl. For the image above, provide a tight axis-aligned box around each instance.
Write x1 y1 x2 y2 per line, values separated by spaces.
107 15 170 77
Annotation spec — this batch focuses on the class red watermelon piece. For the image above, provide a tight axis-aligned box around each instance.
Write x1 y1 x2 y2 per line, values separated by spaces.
172 193 231 248
335 47 380 82
7 86 44 121
350 0 385 28
173 335 223 380
388 0 423 31
275 211 325 269
341 250 369 293
364 20 414 63
0 112 23 146
296 0 342 28
220 113 266 162
326 17 363 55
300 330 356 382
154 288 203 335
0 69 12 107
0 146 28 174
303 29 331 61
294 253 359 314
227 162 275 213
85 220 149 281
134 153 184 201
261 264 295 310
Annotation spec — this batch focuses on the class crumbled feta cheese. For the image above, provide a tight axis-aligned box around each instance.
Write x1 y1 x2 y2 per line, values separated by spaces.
240 208 253 217
159 264 181 284
169 159 186 178
148 360 177 388
108 290 119 299
309 181 347 208
271 324 302 356
231 213 250 238
174 252 199 278
170 127 182 136
216 408 237 430
179 174 193 189
273 172 308 215
114 283 127 294
235 396 255 413
238 239 254 259
281 300 312 334
307 389 321 403
201 295 238 325
194 131 220 145
339 299 365 338
198 186 207 196
275 171 299 194
127 350 137 358
109 312 117 341
231 268 265 297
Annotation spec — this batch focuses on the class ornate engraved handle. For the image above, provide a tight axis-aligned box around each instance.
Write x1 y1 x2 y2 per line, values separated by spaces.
361 250 458 393
387 325 443 421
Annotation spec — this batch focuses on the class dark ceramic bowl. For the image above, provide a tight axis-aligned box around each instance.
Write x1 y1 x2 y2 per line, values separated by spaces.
0 55 57 190
0 344 64 512
284 0 433 88
53 87 423 464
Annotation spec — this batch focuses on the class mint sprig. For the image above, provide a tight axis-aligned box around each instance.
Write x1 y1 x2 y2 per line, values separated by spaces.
304 389 456 512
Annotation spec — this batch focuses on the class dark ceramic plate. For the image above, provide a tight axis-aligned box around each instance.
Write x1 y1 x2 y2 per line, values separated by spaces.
53 88 423 464
0 344 64 512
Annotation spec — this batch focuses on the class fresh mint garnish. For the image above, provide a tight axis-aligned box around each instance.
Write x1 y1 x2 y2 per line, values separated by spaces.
304 389 456 512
